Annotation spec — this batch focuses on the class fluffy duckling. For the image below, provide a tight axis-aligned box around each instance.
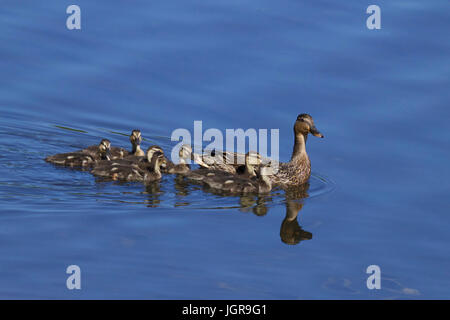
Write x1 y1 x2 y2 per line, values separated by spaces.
235 151 263 178
125 129 145 158
192 149 246 174
109 129 145 160
202 163 273 194
184 151 269 194
142 151 166 183
45 129 144 167
163 144 193 174
45 139 112 167
145 144 206 174
91 146 165 182
184 151 261 182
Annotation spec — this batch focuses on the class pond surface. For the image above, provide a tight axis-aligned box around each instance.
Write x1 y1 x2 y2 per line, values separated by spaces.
0 0 449 299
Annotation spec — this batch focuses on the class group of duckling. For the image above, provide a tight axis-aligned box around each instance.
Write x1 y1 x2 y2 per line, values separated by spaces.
45 114 323 195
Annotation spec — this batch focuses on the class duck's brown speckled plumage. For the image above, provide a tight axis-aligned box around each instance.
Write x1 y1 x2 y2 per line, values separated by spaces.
45 139 112 167
194 164 273 195
193 149 250 174
270 156 311 186
91 148 165 182
45 130 146 167
184 152 272 194
162 144 194 174
91 146 166 182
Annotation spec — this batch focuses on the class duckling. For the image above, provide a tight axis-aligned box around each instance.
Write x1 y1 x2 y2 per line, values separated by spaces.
163 144 193 174
183 150 261 183
146 144 207 174
109 129 145 160
125 129 145 158
235 151 262 178
142 151 166 183
45 139 112 167
45 129 144 167
91 145 164 181
192 148 246 174
184 151 271 194
139 145 171 173
270 113 323 186
202 163 273 194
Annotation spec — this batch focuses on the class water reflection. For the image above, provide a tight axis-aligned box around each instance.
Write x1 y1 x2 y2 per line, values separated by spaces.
51 160 315 245
146 173 314 245
239 195 272 216
280 201 312 245
144 181 163 207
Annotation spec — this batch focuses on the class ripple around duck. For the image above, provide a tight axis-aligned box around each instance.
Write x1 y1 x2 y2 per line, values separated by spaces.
84 172 336 212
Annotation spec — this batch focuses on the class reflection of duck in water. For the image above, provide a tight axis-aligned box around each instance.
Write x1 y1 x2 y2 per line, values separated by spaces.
144 180 163 207
238 195 272 216
280 201 312 245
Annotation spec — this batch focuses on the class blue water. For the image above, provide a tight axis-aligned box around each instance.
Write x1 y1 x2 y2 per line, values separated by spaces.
0 0 449 299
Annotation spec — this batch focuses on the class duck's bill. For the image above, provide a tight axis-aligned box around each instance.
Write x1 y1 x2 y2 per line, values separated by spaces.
310 126 324 138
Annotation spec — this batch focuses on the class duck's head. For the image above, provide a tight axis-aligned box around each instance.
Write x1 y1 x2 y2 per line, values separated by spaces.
245 151 262 166
130 129 143 146
98 139 112 160
179 144 192 159
146 145 165 165
151 151 167 170
294 114 324 138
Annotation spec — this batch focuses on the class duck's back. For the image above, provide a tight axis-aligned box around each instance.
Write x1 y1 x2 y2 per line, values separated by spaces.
271 158 311 186
110 147 130 160
163 160 190 174
45 146 100 167
91 158 149 181
92 162 147 181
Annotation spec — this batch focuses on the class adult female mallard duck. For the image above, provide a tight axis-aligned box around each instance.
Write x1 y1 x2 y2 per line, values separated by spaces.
91 147 166 182
45 138 112 167
270 113 323 186
191 114 323 186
